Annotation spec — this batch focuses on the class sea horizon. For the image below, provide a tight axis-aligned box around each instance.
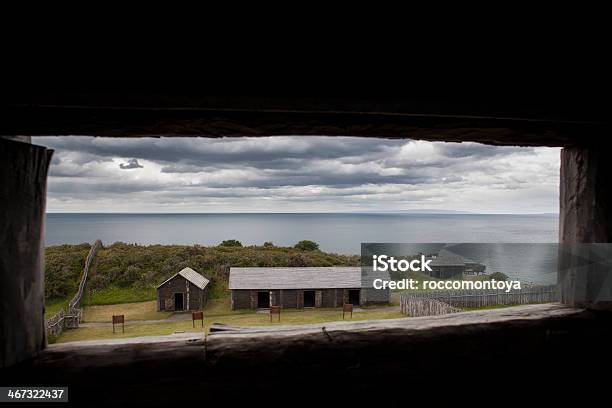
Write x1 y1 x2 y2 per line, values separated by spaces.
45 211 560 215
45 212 558 252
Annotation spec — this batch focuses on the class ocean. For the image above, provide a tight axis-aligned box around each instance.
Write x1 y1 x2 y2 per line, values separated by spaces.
44 212 557 250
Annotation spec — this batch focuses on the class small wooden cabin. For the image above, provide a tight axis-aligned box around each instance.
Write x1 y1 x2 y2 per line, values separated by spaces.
156 267 210 311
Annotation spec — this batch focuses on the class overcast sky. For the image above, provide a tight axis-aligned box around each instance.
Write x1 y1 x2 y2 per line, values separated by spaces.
32 136 560 214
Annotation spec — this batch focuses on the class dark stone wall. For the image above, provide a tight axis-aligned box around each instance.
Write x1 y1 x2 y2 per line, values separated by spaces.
0 139 52 368
560 147 612 309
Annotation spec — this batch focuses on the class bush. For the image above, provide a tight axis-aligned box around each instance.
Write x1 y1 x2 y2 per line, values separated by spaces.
294 240 319 251
219 239 243 247
488 272 509 281
263 241 274 247
118 265 141 287
288 253 309 267
88 274 110 290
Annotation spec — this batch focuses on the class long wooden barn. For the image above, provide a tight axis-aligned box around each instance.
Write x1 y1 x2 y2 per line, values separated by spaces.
229 266 389 310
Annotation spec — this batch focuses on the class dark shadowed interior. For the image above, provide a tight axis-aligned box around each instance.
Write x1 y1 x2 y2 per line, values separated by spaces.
1 91 611 404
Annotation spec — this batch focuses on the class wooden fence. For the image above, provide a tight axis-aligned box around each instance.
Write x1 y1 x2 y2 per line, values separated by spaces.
400 284 559 317
45 239 102 337
401 297 462 317
45 309 65 337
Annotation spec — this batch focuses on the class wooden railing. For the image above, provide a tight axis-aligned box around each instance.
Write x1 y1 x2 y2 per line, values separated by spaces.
45 240 102 337
66 239 102 326
45 309 65 338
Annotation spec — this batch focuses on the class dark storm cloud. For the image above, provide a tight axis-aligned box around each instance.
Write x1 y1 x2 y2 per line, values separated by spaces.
119 158 144 169
39 137 402 171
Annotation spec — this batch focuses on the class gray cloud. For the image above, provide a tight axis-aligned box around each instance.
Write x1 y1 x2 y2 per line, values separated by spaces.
33 136 560 213
119 158 144 169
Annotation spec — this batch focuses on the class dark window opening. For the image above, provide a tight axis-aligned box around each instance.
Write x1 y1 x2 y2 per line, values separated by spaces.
257 291 270 309
304 290 316 307
174 293 184 311
348 290 360 306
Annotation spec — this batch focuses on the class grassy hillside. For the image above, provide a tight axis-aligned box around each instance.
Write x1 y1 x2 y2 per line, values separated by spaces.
44 242 360 308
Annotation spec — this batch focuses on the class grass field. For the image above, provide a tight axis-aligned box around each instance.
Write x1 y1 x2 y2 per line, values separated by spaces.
56 299 403 343
82 300 172 322
46 286 157 320
82 286 157 306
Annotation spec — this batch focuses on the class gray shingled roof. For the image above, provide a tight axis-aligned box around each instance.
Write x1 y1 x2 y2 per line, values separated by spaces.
430 249 467 267
229 267 363 290
157 267 210 290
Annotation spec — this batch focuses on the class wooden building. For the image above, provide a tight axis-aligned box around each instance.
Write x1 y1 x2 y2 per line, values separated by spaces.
428 249 485 279
156 267 210 311
229 266 389 310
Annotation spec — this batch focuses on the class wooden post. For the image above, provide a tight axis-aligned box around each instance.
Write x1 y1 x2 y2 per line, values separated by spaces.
343 303 353 319
270 306 281 322
112 315 125 333
192 311 204 328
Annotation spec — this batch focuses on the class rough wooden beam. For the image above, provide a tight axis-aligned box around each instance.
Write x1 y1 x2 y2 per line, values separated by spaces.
2 102 606 147
559 147 612 309
204 304 582 366
0 139 52 367
8 303 611 404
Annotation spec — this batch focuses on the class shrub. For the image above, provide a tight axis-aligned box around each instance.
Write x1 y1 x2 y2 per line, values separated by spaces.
488 272 509 281
88 274 110 290
219 239 243 247
288 253 309 267
118 265 141 287
294 240 319 251
263 241 274 247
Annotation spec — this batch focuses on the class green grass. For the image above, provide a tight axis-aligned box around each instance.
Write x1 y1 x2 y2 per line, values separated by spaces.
82 300 172 322
57 308 403 343
56 299 403 343
82 286 156 306
44 297 71 319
